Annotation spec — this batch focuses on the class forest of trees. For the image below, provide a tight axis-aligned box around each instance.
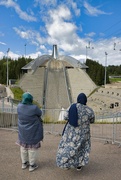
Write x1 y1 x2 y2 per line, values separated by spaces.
86 59 121 85
0 57 121 86
0 57 33 84
107 65 121 75
86 59 110 86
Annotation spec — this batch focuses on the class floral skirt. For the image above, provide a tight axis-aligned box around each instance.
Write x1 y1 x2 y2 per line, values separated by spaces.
56 123 91 168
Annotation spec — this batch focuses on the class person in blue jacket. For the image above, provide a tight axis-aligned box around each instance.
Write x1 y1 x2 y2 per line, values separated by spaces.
16 92 43 172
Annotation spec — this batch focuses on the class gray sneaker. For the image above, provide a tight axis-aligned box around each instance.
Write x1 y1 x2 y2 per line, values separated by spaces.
29 164 38 172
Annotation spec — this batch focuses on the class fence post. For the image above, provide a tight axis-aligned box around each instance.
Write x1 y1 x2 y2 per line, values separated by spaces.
10 98 14 113
112 115 115 144
2 97 4 112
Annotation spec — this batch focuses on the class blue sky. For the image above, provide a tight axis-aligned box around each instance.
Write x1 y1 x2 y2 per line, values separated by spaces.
0 0 121 65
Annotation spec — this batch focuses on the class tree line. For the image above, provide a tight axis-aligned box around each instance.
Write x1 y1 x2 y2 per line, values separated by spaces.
86 59 121 85
0 57 33 85
107 65 121 76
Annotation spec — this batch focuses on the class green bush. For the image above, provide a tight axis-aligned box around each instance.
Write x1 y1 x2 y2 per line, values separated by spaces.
10 87 41 107
10 87 24 100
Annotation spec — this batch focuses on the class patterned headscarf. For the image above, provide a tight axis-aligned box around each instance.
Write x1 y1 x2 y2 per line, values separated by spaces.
21 92 33 105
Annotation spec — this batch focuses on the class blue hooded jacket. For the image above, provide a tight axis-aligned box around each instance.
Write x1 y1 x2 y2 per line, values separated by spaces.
17 92 43 145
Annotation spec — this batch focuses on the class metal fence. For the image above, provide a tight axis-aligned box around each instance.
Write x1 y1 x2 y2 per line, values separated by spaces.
0 100 121 146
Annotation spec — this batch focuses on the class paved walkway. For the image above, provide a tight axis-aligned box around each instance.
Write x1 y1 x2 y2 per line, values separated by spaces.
0 129 121 180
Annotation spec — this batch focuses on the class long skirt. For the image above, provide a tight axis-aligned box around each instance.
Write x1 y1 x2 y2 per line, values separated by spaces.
56 123 91 168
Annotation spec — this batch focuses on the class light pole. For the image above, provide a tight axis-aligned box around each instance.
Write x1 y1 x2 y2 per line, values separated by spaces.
85 41 90 61
114 42 116 50
25 43 27 58
7 48 10 87
104 52 108 87
86 46 88 61
85 42 94 62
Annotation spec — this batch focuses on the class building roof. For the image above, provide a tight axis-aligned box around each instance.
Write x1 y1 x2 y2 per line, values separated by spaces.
22 45 88 71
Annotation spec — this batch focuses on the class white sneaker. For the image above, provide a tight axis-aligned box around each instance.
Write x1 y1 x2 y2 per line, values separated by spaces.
76 166 82 171
29 164 38 172
22 162 29 169
62 167 70 170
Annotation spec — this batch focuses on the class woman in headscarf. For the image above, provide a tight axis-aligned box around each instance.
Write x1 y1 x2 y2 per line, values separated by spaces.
16 92 43 172
56 93 95 171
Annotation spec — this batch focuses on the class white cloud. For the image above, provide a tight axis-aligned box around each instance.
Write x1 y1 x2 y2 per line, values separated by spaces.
85 32 96 37
45 5 78 46
39 3 121 66
71 1 80 16
78 37 121 66
47 21 77 40
13 27 44 46
49 5 72 21
0 41 6 45
0 50 19 60
0 50 42 60
1 0 119 66
8 51 20 59
34 0 57 6
13 27 29 39
39 45 46 50
1 36 120 66
0 0 37 22
27 51 42 59
83 1 111 16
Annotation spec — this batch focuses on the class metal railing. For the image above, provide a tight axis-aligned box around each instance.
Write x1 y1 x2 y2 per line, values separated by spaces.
0 100 121 146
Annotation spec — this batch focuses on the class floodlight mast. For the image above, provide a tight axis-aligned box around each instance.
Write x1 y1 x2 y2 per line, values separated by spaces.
25 43 27 58
7 48 10 87
104 52 108 87
86 42 90 61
